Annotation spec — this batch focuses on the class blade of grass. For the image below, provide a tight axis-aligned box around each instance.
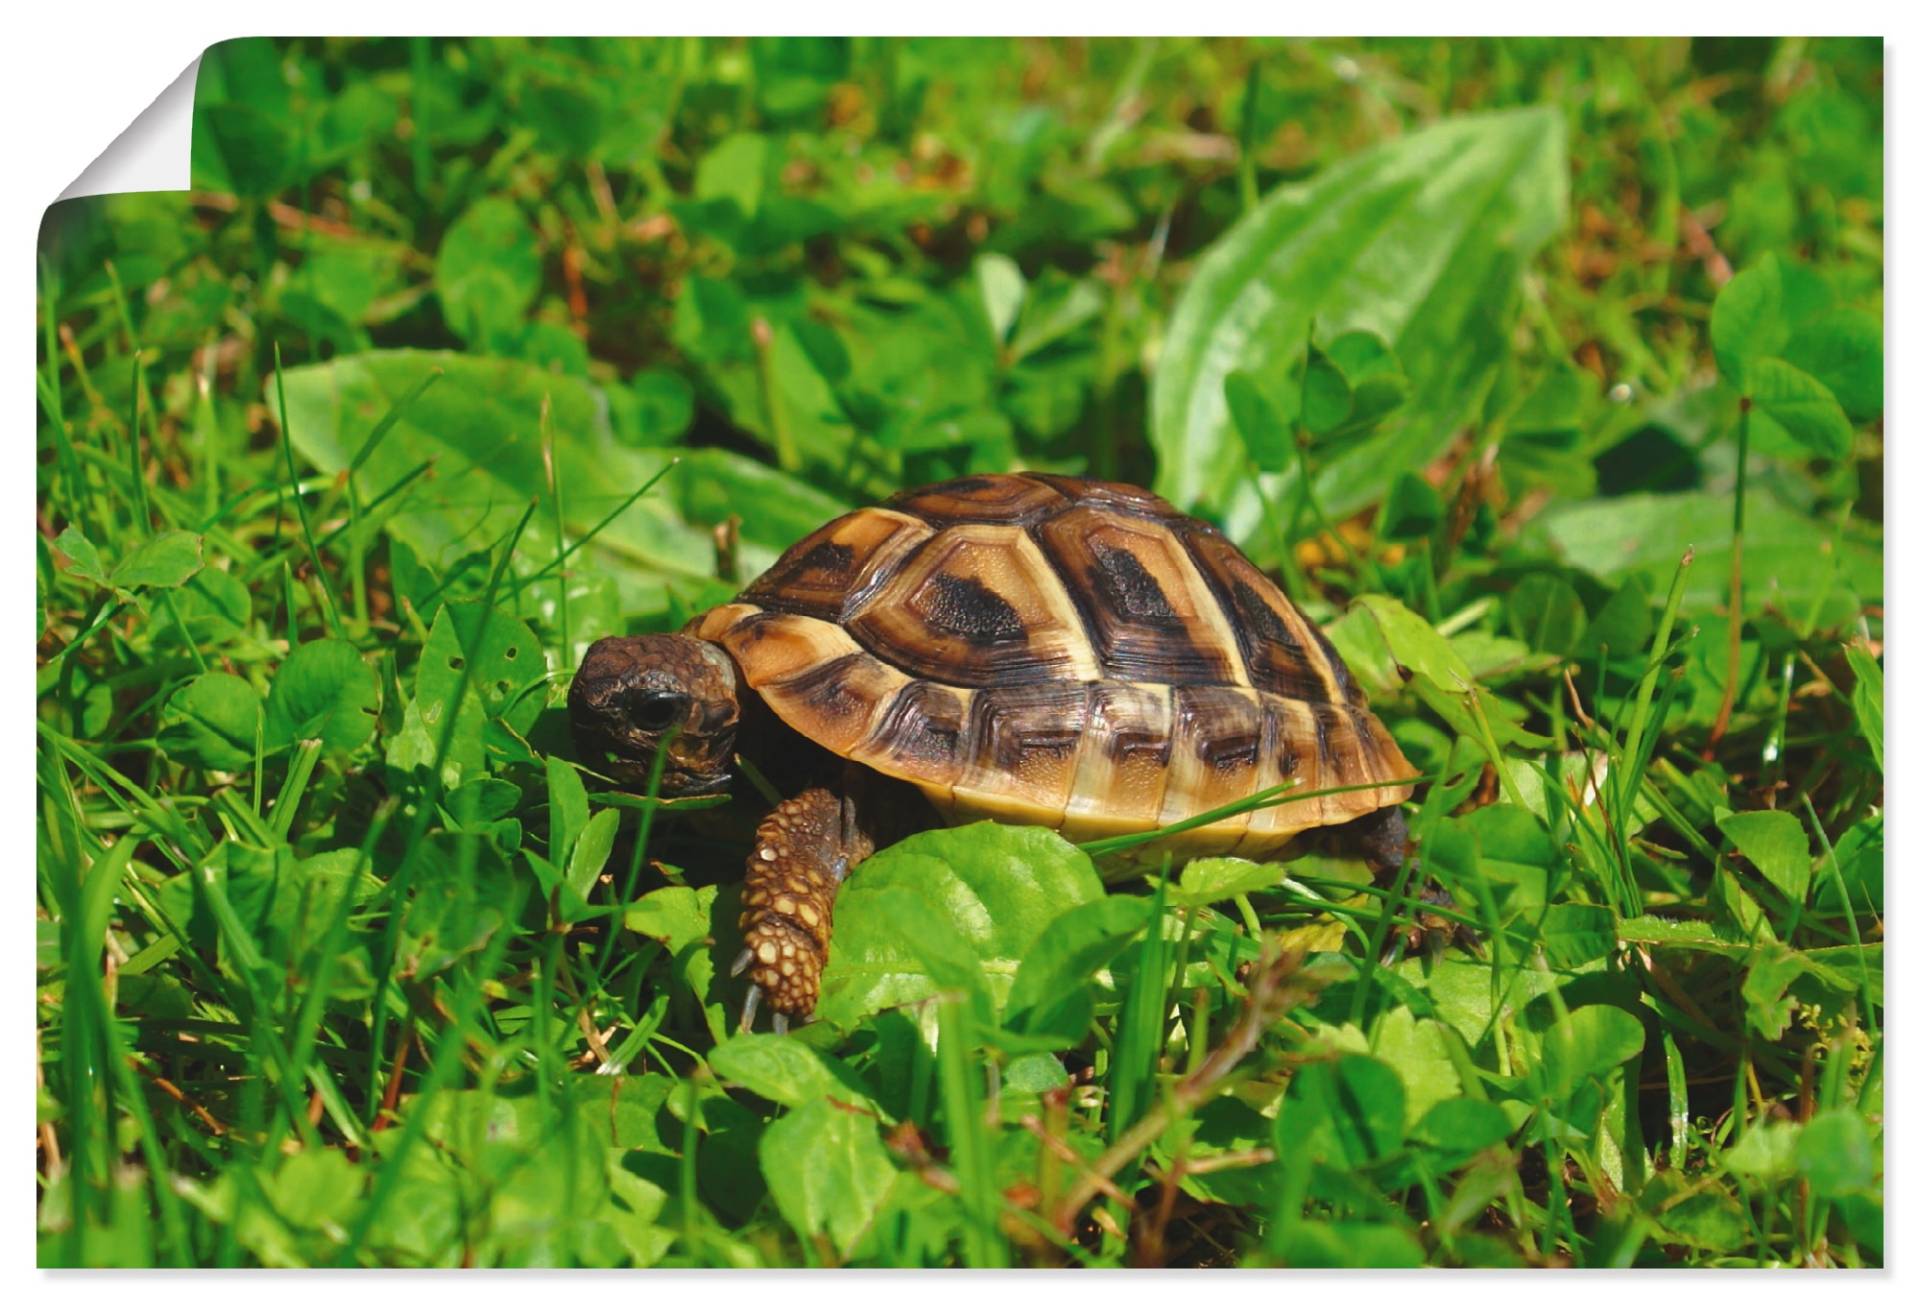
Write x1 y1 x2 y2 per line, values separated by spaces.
936 992 1007 1267
271 343 346 639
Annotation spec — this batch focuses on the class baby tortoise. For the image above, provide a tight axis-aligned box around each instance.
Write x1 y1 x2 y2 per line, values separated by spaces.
570 473 1418 1030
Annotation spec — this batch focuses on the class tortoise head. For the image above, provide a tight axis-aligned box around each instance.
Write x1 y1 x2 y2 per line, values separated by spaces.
569 635 741 795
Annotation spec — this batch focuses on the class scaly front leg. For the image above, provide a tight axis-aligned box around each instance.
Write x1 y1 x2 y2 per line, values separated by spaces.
733 785 875 1032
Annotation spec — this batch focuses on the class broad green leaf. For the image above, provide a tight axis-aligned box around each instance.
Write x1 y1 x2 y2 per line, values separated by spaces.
1796 1108 1877 1199
1844 642 1883 773
275 350 846 618
110 530 204 590
1540 903 1617 969
418 600 548 744
1333 596 1549 750
53 526 110 587
1410 1097 1513 1158
1283 1053 1406 1167
619 369 696 445
1786 307 1883 422
434 197 540 345
1152 107 1566 532
694 132 770 217
1709 254 1788 391
152 566 252 646
1505 572 1586 657
158 672 262 771
545 756 590 864
264 639 378 754
566 808 619 898
1346 594 1472 688
1224 369 1296 473
1531 489 1880 621
1722 1120 1801 1182
974 252 1025 344
1717 809 1811 906
394 833 516 980
1740 940 1810 1040
1747 357 1853 460
1322 329 1408 435
1535 1003 1643 1100
1300 342 1352 435
1370 1007 1462 1123
263 1149 363 1229
1273 1221 1423 1269
624 885 713 953
1003 896 1151 1043
1376 472 1442 541
815 823 1104 1027
1653 1181 1749 1251
710 1034 871 1110
1175 856 1287 904
758 1097 897 1260
445 777 520 836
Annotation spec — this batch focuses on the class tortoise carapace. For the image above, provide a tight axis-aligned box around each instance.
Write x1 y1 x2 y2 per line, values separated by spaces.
569 473 1418 1028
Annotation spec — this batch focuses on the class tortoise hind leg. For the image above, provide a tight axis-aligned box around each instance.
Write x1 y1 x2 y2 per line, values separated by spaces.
1322 806 1476 956
735 784 876 1031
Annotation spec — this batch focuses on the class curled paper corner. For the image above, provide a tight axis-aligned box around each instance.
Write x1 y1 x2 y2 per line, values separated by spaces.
57 56 201 201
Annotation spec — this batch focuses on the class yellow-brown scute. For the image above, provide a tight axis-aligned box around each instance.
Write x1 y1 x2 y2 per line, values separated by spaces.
705 474 1417 849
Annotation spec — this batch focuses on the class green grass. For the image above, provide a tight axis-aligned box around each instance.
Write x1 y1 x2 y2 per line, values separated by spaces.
36 36 1882 1267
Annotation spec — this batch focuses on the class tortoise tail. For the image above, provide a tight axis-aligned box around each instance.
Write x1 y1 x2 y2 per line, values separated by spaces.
737 787 872 1021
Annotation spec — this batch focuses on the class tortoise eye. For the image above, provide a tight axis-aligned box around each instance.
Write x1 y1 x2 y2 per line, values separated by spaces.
631 693 688 732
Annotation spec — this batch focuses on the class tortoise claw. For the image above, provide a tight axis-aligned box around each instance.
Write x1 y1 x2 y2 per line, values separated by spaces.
730 947 753 978
772 1012 790 1036
738 984 763 1035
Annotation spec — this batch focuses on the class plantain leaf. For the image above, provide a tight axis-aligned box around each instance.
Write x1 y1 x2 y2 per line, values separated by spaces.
1151 107 1565 535
274 350 847 620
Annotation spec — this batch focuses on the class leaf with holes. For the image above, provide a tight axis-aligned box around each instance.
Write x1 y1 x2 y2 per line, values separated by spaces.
414 600 548 775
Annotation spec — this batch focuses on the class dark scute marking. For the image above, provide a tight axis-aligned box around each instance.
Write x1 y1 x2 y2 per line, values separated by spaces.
746 539 860 617
1232 579 1304 655
871 680 966 771
780 653 876 722
887 474 1067 526
1227 578 1332 702
1352 709 1384 768
724 610 783 648
923 572 1027 646
1038 513 1237 685
973 684 1088 768
1312 707 1345 779
795 539 855 576
1091 540 1176 622
1176 686 1262 777
1089 684 1171 768
1107 724 1171 766
1198 729 1258 773
1306 617 1357 698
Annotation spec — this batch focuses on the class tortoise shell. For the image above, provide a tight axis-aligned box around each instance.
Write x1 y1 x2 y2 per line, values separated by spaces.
688 473 1415 859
